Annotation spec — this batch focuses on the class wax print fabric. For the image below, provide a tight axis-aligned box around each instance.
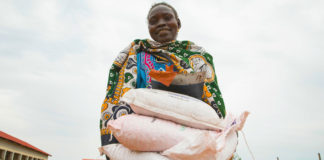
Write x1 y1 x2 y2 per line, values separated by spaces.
100 39 226 146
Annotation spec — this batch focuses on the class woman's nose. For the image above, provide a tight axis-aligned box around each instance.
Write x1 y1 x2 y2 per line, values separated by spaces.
156 19 167 27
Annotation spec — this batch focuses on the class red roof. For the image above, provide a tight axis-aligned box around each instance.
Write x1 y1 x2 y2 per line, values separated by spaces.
0 131 51 156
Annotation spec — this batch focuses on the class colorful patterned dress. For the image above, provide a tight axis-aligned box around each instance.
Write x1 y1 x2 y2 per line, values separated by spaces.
100 39 230 159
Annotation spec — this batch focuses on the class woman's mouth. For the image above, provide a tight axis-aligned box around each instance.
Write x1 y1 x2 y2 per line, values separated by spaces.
157 30 170 37
156 28 170 34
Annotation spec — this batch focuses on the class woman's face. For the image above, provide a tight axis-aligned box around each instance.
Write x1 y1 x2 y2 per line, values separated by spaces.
148 5 180 43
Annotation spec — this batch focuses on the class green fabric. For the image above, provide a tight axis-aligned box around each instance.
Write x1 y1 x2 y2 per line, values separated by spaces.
100 39 226 136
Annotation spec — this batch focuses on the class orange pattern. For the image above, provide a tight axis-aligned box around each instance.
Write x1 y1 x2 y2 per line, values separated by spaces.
148 65 177 87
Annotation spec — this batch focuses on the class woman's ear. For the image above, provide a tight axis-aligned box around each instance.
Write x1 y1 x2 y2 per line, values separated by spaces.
177 18 181 29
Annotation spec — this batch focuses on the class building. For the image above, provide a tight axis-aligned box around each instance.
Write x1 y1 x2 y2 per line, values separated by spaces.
0 131 51 160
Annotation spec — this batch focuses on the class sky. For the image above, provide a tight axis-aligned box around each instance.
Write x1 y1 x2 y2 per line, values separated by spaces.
0 0 323 159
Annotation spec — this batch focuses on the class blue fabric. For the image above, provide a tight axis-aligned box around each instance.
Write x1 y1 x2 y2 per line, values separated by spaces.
136 51 172 88
136 52 146 88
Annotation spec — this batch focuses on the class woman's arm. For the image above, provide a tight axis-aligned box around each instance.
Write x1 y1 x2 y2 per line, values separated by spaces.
188 43 226 118
100 43 134 147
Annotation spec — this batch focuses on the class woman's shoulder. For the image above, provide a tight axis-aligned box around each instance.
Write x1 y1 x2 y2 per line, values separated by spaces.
119 39 146 52
179 40 215 65
181 41 212 56
121 39 145 47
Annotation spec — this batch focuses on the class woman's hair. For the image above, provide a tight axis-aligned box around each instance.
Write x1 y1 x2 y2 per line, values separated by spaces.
147 2 179 20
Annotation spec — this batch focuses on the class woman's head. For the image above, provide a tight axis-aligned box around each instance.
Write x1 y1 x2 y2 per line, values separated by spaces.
147 2 181 43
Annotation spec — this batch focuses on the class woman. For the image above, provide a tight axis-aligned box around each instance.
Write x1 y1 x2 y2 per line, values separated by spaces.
100 2 237 160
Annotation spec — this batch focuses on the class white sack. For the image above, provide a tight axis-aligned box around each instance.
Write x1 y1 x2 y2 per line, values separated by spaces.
99 144 169 160
121 88 224 130
162 111 249 160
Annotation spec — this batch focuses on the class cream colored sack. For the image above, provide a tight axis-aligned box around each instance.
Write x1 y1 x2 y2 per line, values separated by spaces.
121 88 224 130
162 112 249 160
106 112 249 160
99 144 169 160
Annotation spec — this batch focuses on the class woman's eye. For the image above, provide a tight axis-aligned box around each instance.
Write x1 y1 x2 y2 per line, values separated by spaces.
149 18 157 25
164 15 172 21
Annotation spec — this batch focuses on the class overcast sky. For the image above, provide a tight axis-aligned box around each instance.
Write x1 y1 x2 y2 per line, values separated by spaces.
0 0 323 159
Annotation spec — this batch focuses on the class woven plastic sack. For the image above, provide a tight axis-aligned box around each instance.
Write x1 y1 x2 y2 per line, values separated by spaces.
107 114 200 151
120 88 224 131
107 112 249 159
162 112 249 160
98 144 169 160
